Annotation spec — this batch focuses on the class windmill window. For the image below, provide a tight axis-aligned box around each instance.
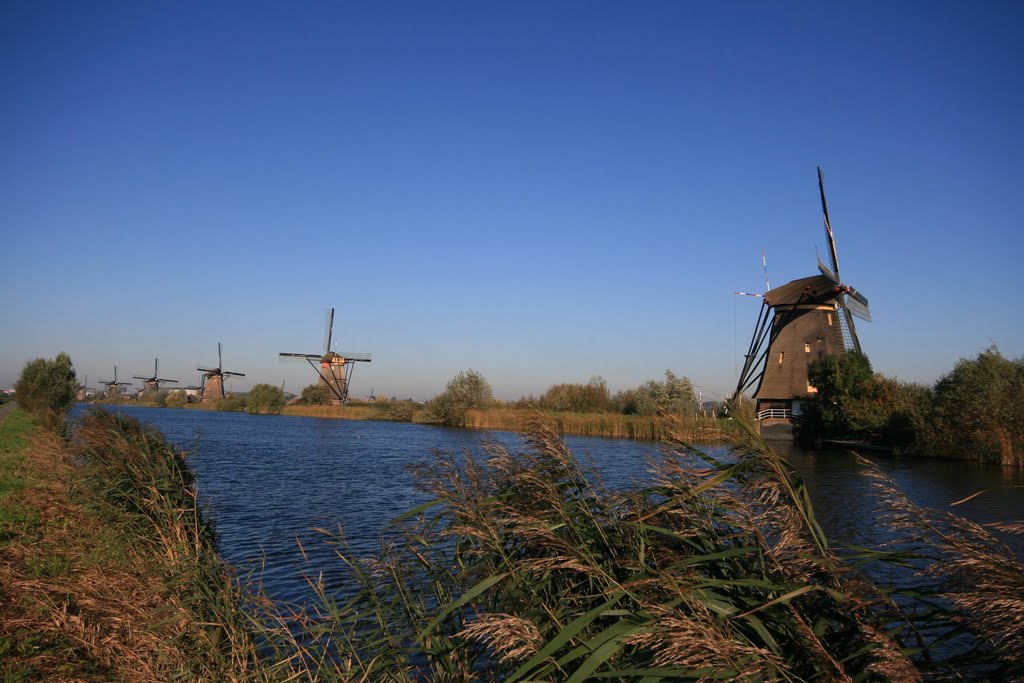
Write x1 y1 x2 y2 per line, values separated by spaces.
804 343 811 353
778 352 785 365
807 383 818 393
827 313 833 326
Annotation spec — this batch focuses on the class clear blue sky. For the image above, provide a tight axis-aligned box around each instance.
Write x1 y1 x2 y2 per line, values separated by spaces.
2 1 1021 401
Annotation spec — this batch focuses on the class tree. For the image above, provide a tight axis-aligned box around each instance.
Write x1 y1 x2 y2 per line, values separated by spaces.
924 347 1024 466
301 383 332 406
801 351 874 439
14 352 78 428
423 370 494 426
248 383 286 414
612 370 696 416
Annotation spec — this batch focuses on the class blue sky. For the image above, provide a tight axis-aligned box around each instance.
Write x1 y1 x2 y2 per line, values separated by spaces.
2 1 1021 401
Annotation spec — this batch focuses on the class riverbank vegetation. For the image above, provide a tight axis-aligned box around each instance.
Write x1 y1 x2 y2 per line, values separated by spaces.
5 354 1023 680
800 347 1024 466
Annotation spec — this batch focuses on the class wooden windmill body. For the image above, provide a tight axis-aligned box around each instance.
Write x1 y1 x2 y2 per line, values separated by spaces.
280 308 372 405
197 343 244 402
133 358 177 393
734 169 871 438
98 366 131 397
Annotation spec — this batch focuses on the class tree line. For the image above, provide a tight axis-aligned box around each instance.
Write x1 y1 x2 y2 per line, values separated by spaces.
800 346 1024 466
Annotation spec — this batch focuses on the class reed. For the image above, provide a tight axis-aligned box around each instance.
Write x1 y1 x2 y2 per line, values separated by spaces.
263 415 920 680
281 404 374 420
73 408 278 680
465 407 726 442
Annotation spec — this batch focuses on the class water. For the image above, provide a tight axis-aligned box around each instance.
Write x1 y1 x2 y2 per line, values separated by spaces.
72 405 1023 606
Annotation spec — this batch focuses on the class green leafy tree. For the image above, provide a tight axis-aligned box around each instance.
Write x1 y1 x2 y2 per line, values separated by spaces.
14 352 78 428
301 383 332 406
612 370 696 416
923 347 1024 466
801 351 874 438
423 370 493 426
248 383 286 414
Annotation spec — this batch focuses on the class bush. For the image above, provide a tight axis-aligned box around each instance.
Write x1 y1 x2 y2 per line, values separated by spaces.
14 352 78 428
165 391 188 408
422 370 493 426
217 394 248 412
370 401 415 422
140 390 168 407
301 383 332 405
612 370 696 416
922 347 1024 466
248 384 286 414
538 376 610 413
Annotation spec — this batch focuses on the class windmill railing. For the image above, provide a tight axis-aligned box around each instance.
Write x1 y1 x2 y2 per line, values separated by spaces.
756 408 802 422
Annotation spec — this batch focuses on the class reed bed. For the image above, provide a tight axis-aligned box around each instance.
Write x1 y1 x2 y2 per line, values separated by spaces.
281 404 374 420
73 408 280 680
465 407 725 441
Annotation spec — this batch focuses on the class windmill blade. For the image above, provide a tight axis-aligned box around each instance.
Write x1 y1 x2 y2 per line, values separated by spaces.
279 352 322 363
197 366 218 373
338 352 372 362
734 291 764 298
817 256 840 285
844 293 872 322
218 343 223 369
155 358 159 377
840 301 863 353
223 371 246 377
818 166 840 278
132 376 148 380
324 308 335 354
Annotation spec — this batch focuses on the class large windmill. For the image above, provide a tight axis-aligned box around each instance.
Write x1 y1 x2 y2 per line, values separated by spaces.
734 168 871 435
280 308 372 405
197 343 245 402
133 358 178 393
98 366 132 397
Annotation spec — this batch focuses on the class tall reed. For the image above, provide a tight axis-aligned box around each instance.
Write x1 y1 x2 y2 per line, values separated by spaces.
269 415 928 681
73 408 278 680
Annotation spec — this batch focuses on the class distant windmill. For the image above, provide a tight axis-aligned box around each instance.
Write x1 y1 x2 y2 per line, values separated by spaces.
133 358 178 393
197 343 245 402
76 374 95 401
734 167 871 435
279 308 372 405
98 366 132 396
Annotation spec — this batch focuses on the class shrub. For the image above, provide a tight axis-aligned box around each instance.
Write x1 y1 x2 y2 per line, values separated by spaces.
538 376 610 412
922 347 1024 466
217 394 247 412
422 370 493 426
165 391 188 408
14 352 78 428
248 384 286 414
140 390 168 407
370 401 415 422
301 383 332 405
612 370 696 416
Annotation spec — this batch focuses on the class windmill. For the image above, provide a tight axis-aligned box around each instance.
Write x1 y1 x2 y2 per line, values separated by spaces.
76 374 95 401
98 366 132 397
133 358 178 393
197 343 245 402
733 168 871 436
279 308 372 405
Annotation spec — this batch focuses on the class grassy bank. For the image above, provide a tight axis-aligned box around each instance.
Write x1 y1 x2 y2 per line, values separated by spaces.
0 407 270 681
